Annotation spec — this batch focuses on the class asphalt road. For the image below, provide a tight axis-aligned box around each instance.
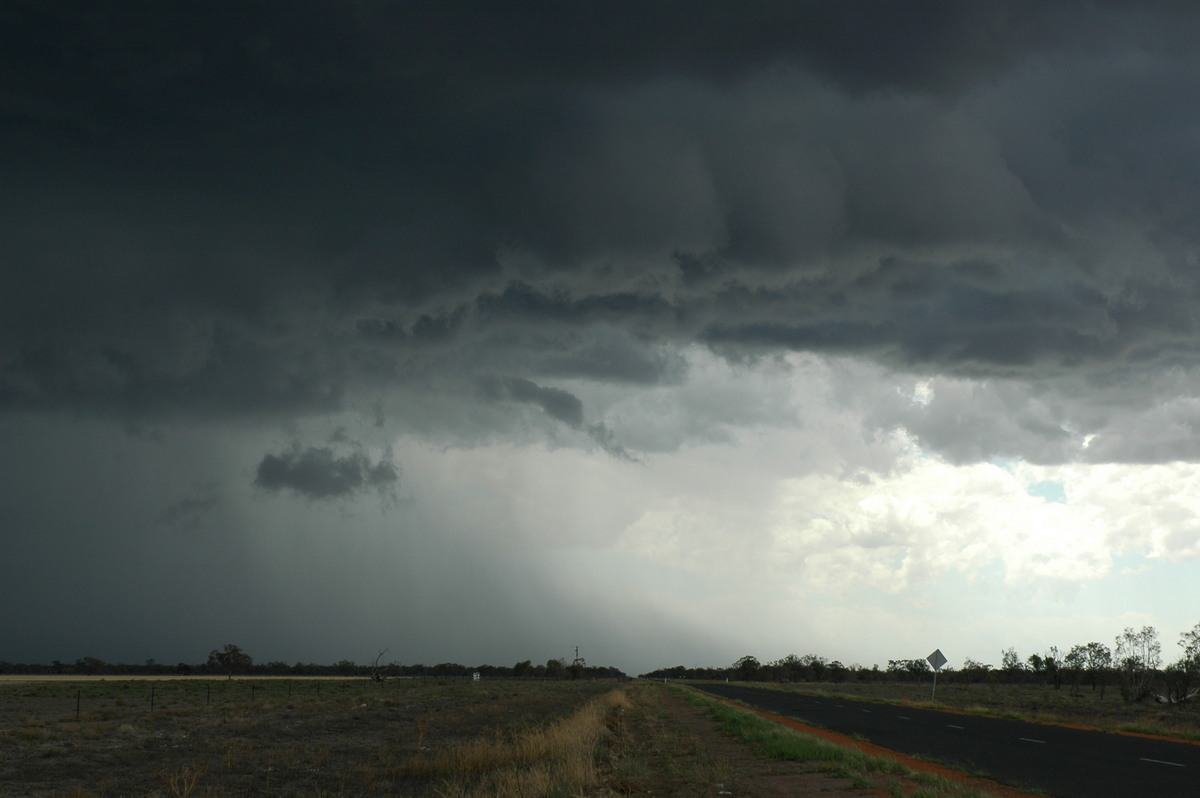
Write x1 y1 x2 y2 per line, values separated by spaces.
690 683 1200 797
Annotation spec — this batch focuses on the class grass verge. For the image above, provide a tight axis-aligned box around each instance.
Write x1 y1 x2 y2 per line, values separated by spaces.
738 680 1200 741
677 686 1016 798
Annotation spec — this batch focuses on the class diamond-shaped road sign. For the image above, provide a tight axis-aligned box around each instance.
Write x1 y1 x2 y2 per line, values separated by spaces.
927 648 947 671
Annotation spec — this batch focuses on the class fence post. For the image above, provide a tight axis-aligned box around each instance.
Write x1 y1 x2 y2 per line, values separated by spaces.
76 689 81 721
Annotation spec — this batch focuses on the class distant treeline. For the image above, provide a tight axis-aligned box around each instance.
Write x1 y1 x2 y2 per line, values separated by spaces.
641 654 880 684
641 623 1200 704
643 655 1010 684
0 654 626 681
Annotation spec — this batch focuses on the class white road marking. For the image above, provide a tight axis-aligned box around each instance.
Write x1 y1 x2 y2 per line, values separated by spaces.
862 709 872 713
897 715 910 720
1140 758 1185 767
1019 737 1046 744
947 724 966 730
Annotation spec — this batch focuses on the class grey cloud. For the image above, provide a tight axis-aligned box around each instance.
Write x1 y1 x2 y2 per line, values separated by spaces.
158 483 220 529
254 446 398 500
474 282 674 327
12 0 1200 676
534 332 687 385
863 378 1081 466
0 318 348 419
587 422 638 462
4 2 1200 468
1081 397 1200 464
481 376 584 428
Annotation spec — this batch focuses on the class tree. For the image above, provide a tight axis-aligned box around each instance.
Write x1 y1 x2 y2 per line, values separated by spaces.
545 658 566 679
799 654 828 681
1115 626 1161 701
1043 646 1062 690
887 659 931 681
207 644 253 679
1160 661 1199 704
75 656 108 676
733 655 761 681
773 654 802 682
1179 622 1200 672
1064 645 1088 696
1081 642 1112 698
959 658 990 685
1001 647 1022 680
1027 653 1045 684
513 660 533 678
370 648 390 682
1161 622 1200 704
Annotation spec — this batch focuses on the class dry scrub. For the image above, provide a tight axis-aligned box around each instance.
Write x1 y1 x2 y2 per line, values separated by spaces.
408 688 631 798
0 677 618 797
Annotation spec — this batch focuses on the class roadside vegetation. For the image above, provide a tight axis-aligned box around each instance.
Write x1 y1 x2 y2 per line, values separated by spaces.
643 621 1200 740
676 686 1020 798
751 678 1200 741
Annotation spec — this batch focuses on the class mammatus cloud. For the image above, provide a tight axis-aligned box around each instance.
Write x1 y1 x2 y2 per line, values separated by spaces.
254 445 398 500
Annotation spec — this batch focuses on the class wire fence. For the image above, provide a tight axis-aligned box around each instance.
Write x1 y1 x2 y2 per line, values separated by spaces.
0 675 503 725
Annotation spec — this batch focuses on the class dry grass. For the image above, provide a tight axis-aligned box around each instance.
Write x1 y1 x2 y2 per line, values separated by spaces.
406 688 631 798
0 677 619 797
158 764 206 798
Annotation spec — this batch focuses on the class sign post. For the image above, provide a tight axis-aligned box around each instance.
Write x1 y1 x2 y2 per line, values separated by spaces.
927 648 947 701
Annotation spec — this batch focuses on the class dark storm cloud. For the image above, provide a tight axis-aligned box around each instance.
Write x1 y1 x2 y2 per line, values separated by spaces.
10 0 1200 676
158 483 220 529
481 376 584 428
5 1 1200 466
701 263 1128 373
254 445 398 500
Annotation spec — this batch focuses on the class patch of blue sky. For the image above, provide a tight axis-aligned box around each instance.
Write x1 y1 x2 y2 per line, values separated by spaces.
1027 480 1067 503
989 458 1017 473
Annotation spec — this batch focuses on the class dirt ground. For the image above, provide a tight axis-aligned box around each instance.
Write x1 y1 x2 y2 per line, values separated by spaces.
0 678 615 797
609 685 868 797
0 678 1038 797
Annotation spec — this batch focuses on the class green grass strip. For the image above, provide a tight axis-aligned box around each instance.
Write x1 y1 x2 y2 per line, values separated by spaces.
674 687 1005 798
677 687 905 776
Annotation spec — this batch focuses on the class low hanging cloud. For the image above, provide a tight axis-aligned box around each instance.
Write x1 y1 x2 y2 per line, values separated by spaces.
254 446 398 500
4 0 1200 469
481 375 585 428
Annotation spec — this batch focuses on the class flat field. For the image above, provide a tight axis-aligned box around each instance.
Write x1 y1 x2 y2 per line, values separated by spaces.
0 676 1026 798
0 677 618 797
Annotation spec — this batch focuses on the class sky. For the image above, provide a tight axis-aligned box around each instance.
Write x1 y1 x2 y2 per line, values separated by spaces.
3 1 1200 677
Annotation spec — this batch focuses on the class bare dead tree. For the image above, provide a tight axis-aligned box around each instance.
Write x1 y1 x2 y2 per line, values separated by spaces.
370 648 390 682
